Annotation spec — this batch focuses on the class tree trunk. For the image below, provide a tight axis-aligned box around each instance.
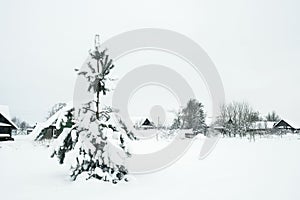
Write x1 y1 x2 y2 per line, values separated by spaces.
96 60 100 120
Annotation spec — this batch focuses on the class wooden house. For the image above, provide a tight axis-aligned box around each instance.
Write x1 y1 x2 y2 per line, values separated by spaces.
30 102 74 141
273 119 298 132
140 118 155 130
0 105 18 141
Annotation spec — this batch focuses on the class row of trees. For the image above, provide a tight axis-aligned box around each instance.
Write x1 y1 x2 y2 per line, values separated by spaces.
265 111 281 122
12 117 30 134
216 102 282 137
216 102 260 137
170 100 282 138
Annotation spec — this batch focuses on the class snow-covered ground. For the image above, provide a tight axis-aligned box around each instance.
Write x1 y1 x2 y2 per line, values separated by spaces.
1 134 300 200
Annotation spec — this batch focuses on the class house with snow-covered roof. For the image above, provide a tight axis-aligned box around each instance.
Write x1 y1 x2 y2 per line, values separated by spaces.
132 117 156 130
273 119 299 132
249 121 277 131
140 118 155 130
249 119 299 133
29 102 74 141
0 105 18 141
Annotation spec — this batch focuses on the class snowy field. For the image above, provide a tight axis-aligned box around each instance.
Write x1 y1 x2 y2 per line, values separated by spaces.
1 135 300 200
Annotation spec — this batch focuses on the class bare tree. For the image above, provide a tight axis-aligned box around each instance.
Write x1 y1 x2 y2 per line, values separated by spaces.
12 117 21 127
12 117 30 134
265 111 280 121
46 103 67 120
170 109 183 129
216 101 260 137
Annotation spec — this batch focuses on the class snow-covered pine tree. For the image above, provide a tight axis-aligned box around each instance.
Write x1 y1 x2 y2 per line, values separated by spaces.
52 35 134 184
51 108 77 164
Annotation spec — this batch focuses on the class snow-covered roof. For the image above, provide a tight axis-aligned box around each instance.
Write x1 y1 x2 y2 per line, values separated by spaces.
250 121 277 130
131 116 149 124
140 125 155 128
0 105 18 129
0 122 12 127
213 126 225 130
29 102 73 140
0 133 11 138
274 119 300 129
286 120 300 129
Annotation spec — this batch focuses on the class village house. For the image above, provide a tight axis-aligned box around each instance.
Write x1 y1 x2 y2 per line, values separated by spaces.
214 118 299 136
140 118 155 130
273 119 299 133
246 119 299 134
0 105 18 141
30 102 74 141
249 121 277 132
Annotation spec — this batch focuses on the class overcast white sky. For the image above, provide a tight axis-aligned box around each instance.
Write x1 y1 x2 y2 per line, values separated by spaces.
0 0 299 126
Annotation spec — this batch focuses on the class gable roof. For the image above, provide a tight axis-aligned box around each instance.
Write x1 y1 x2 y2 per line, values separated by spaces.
250 121 277 130
273 119 296 130
280 119 300 129
142 118 154 126
0 105 18 129
29 102 73 140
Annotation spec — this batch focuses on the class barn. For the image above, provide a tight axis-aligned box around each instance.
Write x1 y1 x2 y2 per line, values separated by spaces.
0 105 18 141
